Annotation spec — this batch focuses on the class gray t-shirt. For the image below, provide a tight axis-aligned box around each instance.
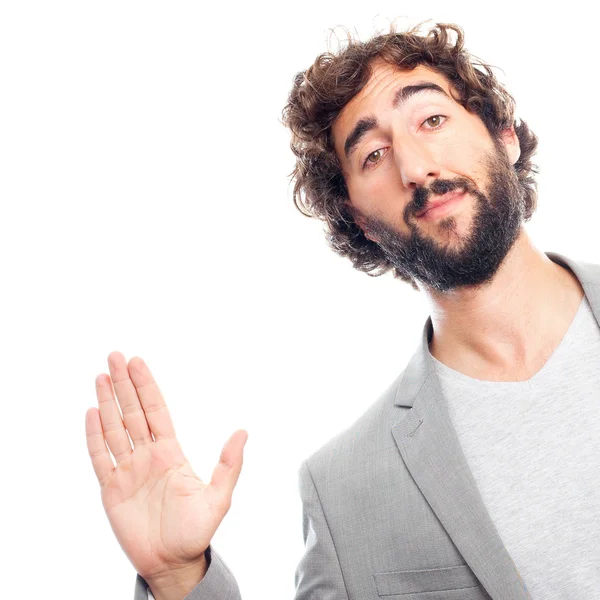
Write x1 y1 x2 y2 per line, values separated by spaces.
432 295 600 598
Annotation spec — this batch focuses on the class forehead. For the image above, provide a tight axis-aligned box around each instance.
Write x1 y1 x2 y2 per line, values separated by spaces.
332 62 455 153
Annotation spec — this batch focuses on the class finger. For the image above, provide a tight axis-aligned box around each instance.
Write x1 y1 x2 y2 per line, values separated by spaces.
126 356 176 441
96 372 134 463
85 406 115 487
107 351 153 447
210 430 248 501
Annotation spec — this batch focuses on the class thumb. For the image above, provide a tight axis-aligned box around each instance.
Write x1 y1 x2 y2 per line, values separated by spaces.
209 429 248 501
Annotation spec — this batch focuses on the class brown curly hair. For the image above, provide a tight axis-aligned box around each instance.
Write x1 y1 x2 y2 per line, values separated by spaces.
282 22 539 288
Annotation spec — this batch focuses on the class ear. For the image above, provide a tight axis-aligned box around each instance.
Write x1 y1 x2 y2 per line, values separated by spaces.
499 125 521 165
364 229 380 244
351 210 381 244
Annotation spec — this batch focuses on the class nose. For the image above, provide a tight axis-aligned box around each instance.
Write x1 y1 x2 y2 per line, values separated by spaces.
393 138 440 189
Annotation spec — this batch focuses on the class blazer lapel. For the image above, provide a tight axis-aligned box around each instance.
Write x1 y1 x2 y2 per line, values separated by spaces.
391 320 531 600
389 251 600 600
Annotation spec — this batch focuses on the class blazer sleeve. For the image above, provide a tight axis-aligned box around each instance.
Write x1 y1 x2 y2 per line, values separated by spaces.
133 461 349 600
134 546 241 600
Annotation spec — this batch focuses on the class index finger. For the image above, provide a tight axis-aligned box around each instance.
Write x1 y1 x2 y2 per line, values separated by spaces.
126 355 177 441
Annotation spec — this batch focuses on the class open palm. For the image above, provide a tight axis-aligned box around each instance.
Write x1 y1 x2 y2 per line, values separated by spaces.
85 351 247 583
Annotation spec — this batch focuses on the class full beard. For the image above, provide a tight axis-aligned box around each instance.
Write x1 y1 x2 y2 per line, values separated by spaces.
361 142 525 293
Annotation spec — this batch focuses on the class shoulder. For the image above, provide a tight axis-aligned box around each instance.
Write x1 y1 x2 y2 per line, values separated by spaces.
301 368 409 480
548 251 600 285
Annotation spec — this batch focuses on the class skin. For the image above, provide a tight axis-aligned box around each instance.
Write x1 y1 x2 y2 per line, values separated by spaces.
332 60 584 381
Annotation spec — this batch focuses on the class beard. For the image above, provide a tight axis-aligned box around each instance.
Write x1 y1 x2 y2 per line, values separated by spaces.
360 140 525 293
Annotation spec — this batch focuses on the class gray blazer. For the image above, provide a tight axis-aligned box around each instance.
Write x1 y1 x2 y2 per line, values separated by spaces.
135 252 600 600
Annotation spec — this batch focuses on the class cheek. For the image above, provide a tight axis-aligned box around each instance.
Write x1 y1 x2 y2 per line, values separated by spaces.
348 167 406 215
445 137 491 182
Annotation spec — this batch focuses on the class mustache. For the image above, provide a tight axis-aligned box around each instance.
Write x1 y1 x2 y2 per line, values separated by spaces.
409 177 475 217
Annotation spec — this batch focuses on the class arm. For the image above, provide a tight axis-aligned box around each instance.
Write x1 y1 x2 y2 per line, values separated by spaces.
134 461 349 600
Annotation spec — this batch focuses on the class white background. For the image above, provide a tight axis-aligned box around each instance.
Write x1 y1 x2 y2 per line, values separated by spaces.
1 1 599 598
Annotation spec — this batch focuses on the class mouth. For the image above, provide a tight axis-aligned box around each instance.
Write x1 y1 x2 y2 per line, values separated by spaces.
415 190 467 221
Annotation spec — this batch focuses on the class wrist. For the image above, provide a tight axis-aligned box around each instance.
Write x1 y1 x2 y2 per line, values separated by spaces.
146 554 208 600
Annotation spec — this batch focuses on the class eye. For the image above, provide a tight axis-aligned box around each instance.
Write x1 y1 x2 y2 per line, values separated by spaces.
422 115 447 130
363 148 387 169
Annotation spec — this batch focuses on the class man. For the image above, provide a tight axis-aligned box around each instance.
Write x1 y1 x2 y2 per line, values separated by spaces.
86 22 600 600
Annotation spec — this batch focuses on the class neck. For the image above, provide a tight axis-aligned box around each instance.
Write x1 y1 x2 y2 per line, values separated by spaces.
423 230 584 381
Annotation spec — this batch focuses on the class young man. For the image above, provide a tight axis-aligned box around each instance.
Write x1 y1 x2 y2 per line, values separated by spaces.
86 23 600 600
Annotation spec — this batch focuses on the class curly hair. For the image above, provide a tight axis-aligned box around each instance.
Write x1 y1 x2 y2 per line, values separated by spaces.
282 22 539 288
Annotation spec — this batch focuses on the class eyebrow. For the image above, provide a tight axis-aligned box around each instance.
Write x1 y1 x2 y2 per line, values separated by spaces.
343 82 451 161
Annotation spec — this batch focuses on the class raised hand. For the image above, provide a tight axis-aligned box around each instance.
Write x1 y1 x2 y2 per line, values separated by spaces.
85 351 247 589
